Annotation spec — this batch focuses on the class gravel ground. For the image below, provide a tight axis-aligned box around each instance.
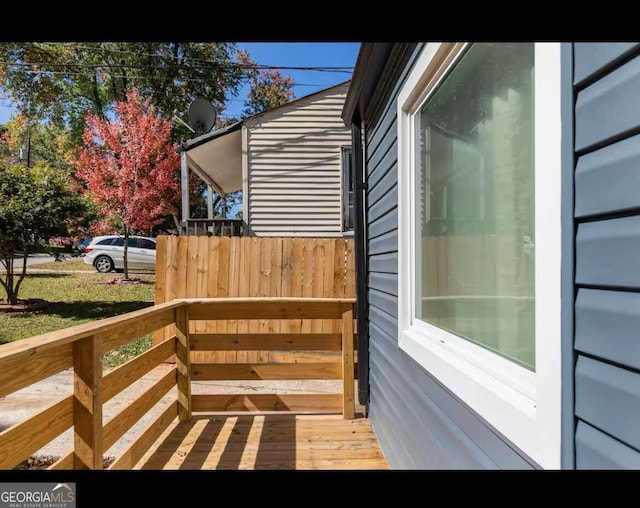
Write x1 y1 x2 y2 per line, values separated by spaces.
0 363 347 466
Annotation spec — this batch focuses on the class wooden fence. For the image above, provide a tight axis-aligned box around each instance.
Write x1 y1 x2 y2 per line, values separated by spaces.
153 236 355 363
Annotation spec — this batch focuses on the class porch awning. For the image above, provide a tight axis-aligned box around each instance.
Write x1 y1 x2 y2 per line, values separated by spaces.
176 122 243 196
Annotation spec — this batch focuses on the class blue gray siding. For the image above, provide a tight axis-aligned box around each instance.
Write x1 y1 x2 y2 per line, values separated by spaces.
573 43 640 468
365 44 533 469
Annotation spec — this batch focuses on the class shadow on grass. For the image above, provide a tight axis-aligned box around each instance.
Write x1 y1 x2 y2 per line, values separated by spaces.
39 300 154 320
5 273 72 279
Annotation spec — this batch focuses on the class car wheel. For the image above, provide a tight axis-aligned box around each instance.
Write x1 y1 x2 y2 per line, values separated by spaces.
94 255 114 273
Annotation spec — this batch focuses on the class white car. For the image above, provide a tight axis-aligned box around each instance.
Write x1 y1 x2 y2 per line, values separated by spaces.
84 235 157 273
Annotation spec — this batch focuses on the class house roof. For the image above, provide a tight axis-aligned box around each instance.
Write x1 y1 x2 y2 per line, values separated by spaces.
176 80 352 196
342 43 417 126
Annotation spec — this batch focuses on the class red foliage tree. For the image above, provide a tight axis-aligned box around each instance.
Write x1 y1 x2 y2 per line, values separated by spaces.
75 89 180 278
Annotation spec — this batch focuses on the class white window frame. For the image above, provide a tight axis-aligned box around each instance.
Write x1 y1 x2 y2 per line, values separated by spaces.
397 42 562 469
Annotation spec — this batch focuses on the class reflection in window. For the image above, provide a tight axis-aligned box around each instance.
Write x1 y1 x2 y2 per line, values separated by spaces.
416 43 535 370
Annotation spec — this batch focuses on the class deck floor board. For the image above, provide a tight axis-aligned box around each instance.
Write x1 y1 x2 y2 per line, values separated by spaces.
137 413 388 470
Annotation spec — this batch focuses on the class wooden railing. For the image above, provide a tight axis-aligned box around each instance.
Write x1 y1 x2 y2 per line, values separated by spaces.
0 297 355 470
184 218 244 237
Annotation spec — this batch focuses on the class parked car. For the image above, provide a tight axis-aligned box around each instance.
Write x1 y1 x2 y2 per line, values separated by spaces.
73 237 93 256
83 235 157 273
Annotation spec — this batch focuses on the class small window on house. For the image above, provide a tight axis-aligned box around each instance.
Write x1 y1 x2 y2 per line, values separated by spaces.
342 147 354 232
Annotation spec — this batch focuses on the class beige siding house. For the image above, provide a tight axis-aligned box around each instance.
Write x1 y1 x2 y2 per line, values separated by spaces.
244 82 351 236
178 81 353 237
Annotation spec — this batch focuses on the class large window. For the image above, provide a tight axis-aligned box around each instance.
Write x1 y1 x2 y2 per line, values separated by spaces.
416 44 535 370
397 43 562 468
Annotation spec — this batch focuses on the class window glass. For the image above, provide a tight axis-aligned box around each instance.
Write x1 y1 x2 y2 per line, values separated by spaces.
416 43 535 370
138 239 156 250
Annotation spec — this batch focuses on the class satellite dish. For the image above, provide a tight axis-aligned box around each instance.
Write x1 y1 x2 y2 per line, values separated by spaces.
188 98 217 135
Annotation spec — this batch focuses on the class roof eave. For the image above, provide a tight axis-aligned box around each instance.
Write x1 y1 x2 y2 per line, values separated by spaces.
175 121 243 153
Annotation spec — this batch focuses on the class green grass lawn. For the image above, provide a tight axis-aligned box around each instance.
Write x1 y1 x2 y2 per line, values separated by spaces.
0 272 156 367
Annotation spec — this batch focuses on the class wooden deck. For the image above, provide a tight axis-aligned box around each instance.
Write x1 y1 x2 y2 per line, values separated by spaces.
0 297 384 471
138 414 388 470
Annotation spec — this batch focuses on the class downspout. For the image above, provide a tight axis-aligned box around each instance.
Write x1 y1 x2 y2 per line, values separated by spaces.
180 150 190 235
352 116 370 414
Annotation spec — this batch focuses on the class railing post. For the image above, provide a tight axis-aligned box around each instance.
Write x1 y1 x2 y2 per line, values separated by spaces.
73 334 103 469
341 303 355 419
175 304 192 421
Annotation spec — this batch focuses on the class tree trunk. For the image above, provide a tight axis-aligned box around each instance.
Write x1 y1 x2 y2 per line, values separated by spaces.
172 214 182 235
123 225 130 280
13 250 28 302
0 248 24 305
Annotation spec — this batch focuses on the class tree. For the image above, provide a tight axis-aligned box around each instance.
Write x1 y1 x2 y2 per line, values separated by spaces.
0 43 252 144
243 69 295 117
0 163 89 304
0 115 75 169
75 89 180 279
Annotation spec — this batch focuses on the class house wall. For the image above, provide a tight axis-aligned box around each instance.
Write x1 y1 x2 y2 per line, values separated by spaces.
364 44 534 469
573 42 640 468
244 83 351 237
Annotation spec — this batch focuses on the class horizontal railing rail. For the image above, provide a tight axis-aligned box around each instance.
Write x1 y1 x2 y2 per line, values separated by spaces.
0 297 356 470
184 218 244 237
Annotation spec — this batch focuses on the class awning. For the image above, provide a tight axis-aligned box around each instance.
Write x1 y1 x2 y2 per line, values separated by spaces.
177 122 243 196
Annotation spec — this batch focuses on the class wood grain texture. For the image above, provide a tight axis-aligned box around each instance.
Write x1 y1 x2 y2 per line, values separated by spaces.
175 306 191 422
0 396 73 469
151 237 355 356
289 238 304 334
191 362 342 381
48 452 73 470
0 301 183 390
138 413 388 470
109 400 178 470
341 304 355 419
100 309 174 353
301 237 314 333
103 369 176 450
269 238 283 335
190 333 342 351
103 338 176 402
73 335 103 469
153 234 167 345
192 394 342 413
249 238 261 335
332 239 347 333
187 299 351 321
312 239 325 334
0 344 72 400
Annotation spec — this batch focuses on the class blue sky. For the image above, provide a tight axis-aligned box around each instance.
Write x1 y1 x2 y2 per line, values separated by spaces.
0 43 361 124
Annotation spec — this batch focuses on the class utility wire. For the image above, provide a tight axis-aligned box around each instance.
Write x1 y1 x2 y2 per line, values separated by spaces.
38 43 353 70
68 44 351 72
0 66 335 87
0 60 353 73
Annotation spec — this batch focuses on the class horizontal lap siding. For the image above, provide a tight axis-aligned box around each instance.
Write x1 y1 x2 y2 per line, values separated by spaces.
365 44 531 469
246 84 351 237
573 43 640 468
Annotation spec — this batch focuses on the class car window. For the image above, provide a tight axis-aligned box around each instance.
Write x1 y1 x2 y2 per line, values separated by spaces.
127 238 139 248
138 239 156 250
96 238 114 246
111 238 125 247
